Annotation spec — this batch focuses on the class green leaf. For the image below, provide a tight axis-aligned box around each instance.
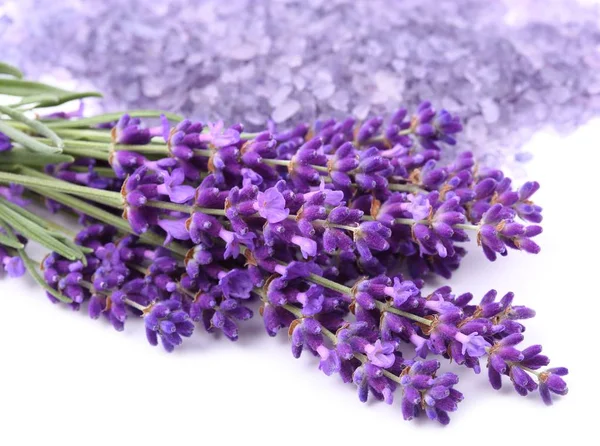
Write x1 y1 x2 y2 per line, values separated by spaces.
0 150 75 166
0 62 24 79
49 231 93 261
0 78 74 97
0 232 24 249
46 109 185 129
0 203 83 261
0 195 90 263
12 91 103 109
7 94 60 107
50 128 113 142
0 196 75 236
0 170 123 206
61 146 110 161
0 78 102 112
0 120 61 154
69 165 116 177
31 138 110 160
0 215 25 249
0 104 64 150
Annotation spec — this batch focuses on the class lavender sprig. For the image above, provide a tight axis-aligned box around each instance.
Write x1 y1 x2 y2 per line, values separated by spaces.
0 92 566 425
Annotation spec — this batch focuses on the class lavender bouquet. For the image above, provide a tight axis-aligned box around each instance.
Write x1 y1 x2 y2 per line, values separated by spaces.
0 62 567 425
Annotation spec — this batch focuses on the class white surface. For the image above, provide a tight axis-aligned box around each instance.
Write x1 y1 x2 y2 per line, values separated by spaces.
1 121 598 445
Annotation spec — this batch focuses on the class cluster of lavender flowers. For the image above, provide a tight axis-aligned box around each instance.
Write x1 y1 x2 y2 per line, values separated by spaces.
111 102 542 277
17 101 566 425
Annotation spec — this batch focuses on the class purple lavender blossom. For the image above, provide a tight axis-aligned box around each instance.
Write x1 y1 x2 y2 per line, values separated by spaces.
477 204 541 261
353 363 395 404
539 368 569 405
400 360 463 425
112 114 168 145
365 340 396 368
255 186 290 224
0 247 25 277
198 121 240 148
0 132 12 152
145 299 195 352
412 102 463 151
0 184 30 206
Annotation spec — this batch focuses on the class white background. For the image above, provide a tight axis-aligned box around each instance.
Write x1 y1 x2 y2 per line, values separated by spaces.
0 120 598 445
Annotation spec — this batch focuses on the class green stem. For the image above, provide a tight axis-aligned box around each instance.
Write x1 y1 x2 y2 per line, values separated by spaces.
307 272 352 295
319 325 339 345
375 301 432 326
45 110 184 129
0 202 83 260
80 280 150 312
111 144 168 155
0 216 25 249
262 158 328 173
0 104 63 150
35 137 110 150
52 128 113 142
14 91 102 109
62 146 111 161
145 200 226 216
240 132 261 140
0 196 77 237
0 232 24 249
123 298 148 312
25 130 431 197
281 303 303 319
0 62 23 79
366 128 412 144
126 262 149 276
0 150 74 166
0 170 123 207
0 120 61 154
69 166 116 177
327 223 357 232
454 223 480 231
0 220 72 302
6 167 476 239
393 217 479 232
388 183 427 194
21 179 187 258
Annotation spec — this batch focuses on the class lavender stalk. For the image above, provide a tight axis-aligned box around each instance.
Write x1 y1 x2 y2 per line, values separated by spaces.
0 71 566 425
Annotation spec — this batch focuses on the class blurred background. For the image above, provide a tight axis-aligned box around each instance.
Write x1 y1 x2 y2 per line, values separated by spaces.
1 0 599 173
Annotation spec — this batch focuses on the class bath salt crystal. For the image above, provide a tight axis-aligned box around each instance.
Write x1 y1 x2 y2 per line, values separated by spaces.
2 0 599 170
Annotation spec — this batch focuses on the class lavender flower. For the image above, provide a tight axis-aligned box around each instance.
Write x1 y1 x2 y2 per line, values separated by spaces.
365 340 396 368
198 120 240 148
0 247 25 277
0 132 12 152
400 360 463 425
477 204 542 261
0 184 30 206
255 186 290 223
539 368 569 405
145 299 195 352
112 114 168 145
412 102 463 151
